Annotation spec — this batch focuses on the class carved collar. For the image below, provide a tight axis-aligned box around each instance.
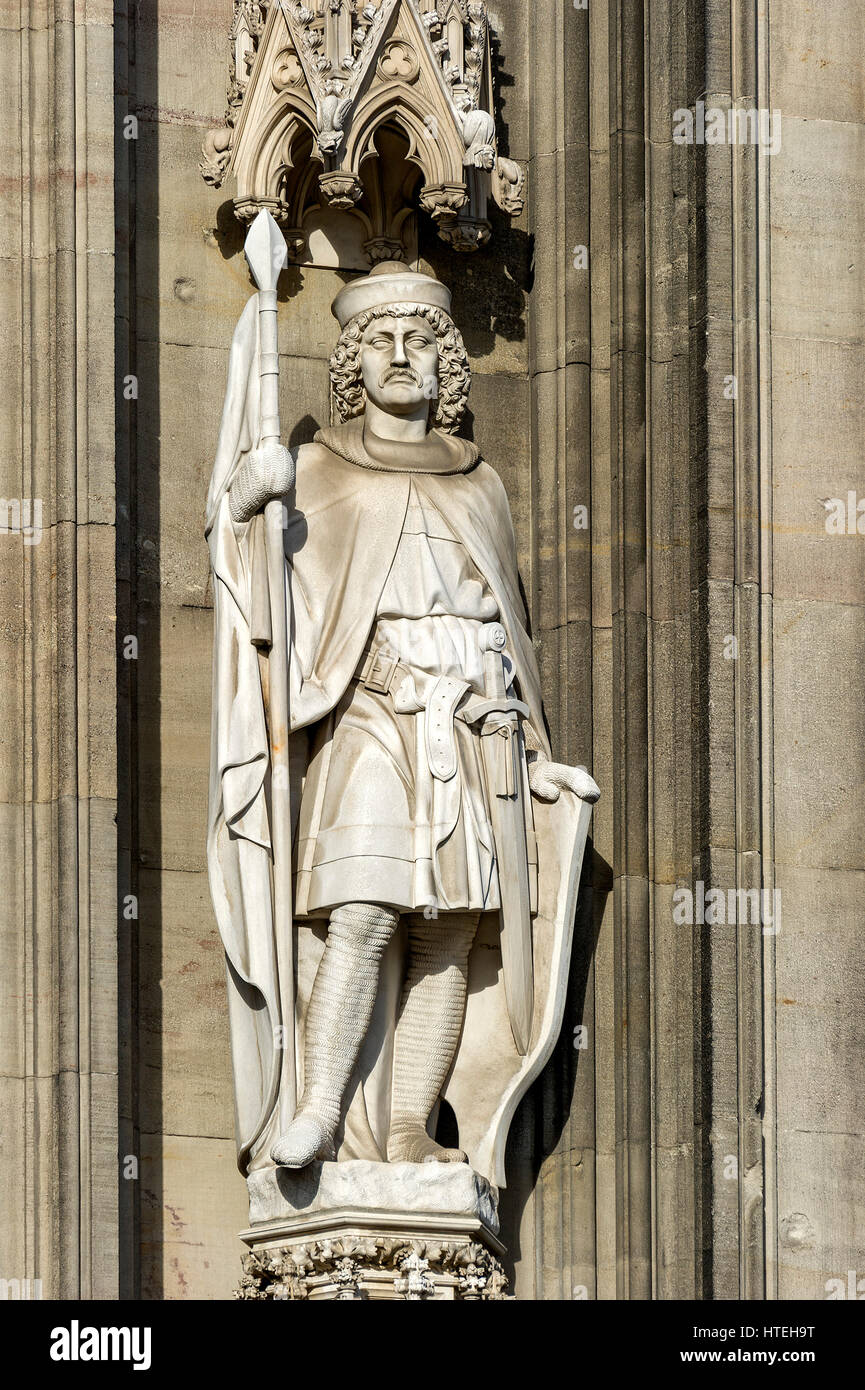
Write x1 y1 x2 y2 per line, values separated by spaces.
314 417 479 475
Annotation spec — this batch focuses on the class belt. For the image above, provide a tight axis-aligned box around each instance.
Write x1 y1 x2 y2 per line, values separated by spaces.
356 643 411 697
355 636 530 784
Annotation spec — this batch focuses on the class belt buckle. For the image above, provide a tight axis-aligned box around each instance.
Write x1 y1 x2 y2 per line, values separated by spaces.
365 646 400 695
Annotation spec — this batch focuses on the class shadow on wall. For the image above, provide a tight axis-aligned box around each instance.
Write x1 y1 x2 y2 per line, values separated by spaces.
118 0 164 1298
115 0 163 1298
420 213 534 360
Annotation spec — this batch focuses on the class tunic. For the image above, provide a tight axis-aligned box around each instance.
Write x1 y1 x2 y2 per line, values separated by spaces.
294 479 510 916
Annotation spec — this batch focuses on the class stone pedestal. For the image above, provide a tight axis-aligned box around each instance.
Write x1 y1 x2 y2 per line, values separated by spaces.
236 1162 509 1300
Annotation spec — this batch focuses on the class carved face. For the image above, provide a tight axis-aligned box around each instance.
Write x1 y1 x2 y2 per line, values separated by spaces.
359 314 439 417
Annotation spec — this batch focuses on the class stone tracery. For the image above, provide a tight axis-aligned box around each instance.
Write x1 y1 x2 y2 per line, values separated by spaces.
200 0 525 263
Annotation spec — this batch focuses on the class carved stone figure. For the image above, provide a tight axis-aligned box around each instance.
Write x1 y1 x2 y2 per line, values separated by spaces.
459 102 496 170
315 82 353 156
206 215 598 1214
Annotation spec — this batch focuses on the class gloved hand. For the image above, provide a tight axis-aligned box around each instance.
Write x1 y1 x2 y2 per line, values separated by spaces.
528 758 600 804
228 442 296 523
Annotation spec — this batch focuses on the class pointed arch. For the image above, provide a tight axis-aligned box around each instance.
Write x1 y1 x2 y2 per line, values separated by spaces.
344 81 466 189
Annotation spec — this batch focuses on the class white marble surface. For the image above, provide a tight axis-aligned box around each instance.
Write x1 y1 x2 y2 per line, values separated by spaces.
247 1160 500 1235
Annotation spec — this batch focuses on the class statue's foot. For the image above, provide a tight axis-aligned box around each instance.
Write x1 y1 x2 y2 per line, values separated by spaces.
270 1112 335 1169
387 1126 468 1165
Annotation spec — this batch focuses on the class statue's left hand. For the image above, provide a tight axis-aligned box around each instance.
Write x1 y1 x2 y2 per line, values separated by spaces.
528 758 600 804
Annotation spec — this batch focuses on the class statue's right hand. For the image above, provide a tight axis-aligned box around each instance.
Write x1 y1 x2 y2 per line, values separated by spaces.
229 442 296 523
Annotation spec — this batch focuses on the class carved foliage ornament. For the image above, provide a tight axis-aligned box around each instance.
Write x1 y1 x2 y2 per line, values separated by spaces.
236 1238 510 1300
201 0 525 261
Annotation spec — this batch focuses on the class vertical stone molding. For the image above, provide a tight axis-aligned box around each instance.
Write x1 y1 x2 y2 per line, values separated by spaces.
688 0 774 1302
0 0 118 1298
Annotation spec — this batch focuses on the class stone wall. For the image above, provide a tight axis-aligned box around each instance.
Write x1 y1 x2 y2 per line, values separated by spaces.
762 0 865 1299
0 0 118 1299
1 0 860 1302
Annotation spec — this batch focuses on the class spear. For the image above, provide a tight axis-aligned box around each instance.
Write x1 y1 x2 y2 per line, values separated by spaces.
244 209 296 1118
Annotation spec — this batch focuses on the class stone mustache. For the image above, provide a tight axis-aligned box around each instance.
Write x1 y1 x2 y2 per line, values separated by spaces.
206 217 599 1189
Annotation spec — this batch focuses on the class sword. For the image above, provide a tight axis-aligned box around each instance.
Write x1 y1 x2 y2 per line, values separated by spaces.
478 623 534 1055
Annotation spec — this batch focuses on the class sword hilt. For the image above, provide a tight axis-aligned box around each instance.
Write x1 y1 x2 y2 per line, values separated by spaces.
480 621 508 700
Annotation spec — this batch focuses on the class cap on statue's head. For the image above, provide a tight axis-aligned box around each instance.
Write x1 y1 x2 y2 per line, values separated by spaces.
331 261 452 329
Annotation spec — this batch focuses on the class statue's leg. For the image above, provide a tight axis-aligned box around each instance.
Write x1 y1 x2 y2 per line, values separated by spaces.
386 913 479 1164
270 902 399 1169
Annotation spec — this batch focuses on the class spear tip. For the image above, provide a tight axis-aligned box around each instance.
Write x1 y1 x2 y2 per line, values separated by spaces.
245 208 288 293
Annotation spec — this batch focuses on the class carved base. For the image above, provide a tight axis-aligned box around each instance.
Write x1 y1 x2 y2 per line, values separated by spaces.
236 1160 509 1301
237 1233 509 1300
438 217 492 253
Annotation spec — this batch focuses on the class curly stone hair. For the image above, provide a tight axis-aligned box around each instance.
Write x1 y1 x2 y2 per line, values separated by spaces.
329 303 471 433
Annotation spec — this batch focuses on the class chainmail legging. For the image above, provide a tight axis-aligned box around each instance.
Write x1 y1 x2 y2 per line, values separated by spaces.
297 902 399 1138
388 914 479 1152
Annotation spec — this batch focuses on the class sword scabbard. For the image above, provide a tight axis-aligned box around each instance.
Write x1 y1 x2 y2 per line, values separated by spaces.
480 641 534 1054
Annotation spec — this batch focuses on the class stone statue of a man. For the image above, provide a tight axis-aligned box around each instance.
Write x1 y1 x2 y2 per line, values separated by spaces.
206 263 598 1186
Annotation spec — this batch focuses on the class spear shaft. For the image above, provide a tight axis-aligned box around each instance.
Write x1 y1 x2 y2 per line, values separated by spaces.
244 211 296 1119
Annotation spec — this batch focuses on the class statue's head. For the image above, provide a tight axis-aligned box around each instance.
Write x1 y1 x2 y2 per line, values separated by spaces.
329 264 470 433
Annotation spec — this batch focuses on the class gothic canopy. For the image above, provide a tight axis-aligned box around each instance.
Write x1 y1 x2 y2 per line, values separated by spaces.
200 0 526 263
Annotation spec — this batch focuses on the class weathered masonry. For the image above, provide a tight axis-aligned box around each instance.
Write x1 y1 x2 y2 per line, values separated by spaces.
0 0 862 1300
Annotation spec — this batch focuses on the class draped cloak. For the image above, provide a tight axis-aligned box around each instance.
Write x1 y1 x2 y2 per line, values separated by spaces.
206 296 592 1184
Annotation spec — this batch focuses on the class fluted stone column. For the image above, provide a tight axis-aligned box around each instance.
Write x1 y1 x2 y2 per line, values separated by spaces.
0 0 118 1297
